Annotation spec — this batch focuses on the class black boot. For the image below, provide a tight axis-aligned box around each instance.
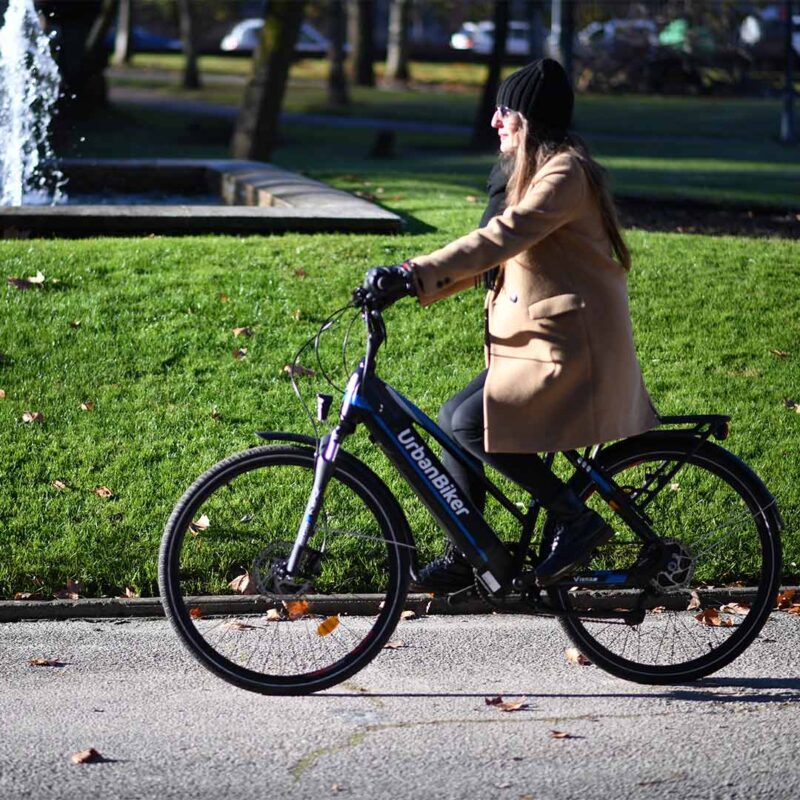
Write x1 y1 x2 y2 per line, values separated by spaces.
535 487 613 586
411 541 474 595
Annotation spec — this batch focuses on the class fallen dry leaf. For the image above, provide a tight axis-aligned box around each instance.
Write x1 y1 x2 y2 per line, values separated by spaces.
770 349 790 358
189 514 210 535
232 326 252 337
71 748 105 765
53 590 80 600
695 607 721 626
720 602 750 615
650 606 666 614
776 589 796 609
189 607 203 620
787 604 800 615
497 698 529 712
265 608 283 622
29 657 65 667
93 486 113 499
284 600 310 620
228 572 256 595
549 730 581 739
687 590 702 611
565 647 592 666
22 411 44 424
0 389 5 399
317 616 340 636
120 587 139 599
210 407 222 421
226 621 257 631
293 268 306 278
80 401 94 412
232 347 248 359
331 785 346 795
218 293 229 303
70 320 81 328
282 363 315 378
383 640 407 650
28 271 45 285
465 194 479 203
292 309 302 321
52 480 67 491
400 609 417 620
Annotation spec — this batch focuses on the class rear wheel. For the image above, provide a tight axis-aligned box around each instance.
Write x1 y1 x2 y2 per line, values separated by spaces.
550 437 781 684
159 445 411 694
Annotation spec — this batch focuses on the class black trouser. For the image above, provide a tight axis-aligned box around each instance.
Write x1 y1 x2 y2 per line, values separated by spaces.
438 370 566 514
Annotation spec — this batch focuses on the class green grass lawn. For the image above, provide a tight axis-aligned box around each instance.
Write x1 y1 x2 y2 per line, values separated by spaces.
102 55 800 209
1 59 797 598
1 219 799 597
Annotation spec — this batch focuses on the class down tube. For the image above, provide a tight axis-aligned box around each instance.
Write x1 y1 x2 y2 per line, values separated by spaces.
354 380 516 593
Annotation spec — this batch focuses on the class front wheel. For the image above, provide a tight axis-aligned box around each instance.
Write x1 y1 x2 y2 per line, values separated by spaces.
158 445 412 694
550 435 782 684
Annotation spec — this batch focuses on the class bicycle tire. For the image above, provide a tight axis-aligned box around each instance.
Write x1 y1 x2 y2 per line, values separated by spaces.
158 444 412 695
549 434 781 684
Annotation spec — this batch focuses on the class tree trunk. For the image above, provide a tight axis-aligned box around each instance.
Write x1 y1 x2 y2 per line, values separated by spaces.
327 0 350 106
549 0 575 81
385 0 410 84
348 0 375 87
230 1 305 162
472 0 509 150
112 0 132 65
525 0 546 60
177 0 201 90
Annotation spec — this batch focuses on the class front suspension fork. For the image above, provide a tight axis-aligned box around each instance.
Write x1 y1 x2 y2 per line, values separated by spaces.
285 425 348 576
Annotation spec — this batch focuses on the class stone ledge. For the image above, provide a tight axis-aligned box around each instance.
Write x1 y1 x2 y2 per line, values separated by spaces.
1 159 403 237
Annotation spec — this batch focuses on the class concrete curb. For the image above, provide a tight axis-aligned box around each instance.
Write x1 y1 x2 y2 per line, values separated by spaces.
2 587 794 622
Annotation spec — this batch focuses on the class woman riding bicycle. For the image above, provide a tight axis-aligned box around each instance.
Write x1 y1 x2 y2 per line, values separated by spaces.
364 58 659 593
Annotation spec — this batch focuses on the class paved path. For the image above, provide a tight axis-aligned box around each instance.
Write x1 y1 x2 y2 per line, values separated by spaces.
2 614 799 799
107 84 759 145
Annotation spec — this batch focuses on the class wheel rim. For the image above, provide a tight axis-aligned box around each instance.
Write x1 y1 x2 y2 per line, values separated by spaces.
163 451 407 689
554 447 778 679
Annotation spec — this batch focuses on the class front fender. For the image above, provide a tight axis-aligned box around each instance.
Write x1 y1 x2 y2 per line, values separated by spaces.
256 430 319 448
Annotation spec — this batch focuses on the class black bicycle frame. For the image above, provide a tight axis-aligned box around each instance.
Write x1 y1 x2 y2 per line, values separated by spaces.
284 304 733 597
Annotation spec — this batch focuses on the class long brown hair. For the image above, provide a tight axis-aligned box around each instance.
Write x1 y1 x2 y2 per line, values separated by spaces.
505 115 630 271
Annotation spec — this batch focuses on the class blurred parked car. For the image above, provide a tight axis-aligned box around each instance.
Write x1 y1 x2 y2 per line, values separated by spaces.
449 20 550 56
739 6 800 62
220 18 332 54
576 18 658 55
105 25 182 52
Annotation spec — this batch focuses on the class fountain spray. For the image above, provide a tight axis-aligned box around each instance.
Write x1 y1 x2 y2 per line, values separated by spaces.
0 0 65 206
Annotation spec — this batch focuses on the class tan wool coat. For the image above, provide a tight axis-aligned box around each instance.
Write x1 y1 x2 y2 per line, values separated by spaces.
410 152 659 454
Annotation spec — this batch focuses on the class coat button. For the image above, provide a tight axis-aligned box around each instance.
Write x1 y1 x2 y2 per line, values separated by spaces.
509 293 518 303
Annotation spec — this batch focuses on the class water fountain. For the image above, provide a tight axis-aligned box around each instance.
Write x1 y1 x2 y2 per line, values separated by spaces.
0 0 401 237
0 0 65 206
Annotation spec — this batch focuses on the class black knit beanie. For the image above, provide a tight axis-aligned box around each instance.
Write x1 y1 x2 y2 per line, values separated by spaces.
496 58 574 135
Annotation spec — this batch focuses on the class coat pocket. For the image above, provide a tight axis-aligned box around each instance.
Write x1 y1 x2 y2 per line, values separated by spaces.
527 293 585 320
524 293 586 363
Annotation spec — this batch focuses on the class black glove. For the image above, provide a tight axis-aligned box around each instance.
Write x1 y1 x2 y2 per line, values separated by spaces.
362 264 416 310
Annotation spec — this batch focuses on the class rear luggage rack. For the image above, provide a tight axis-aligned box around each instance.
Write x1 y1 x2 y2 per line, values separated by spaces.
657 414 731 441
